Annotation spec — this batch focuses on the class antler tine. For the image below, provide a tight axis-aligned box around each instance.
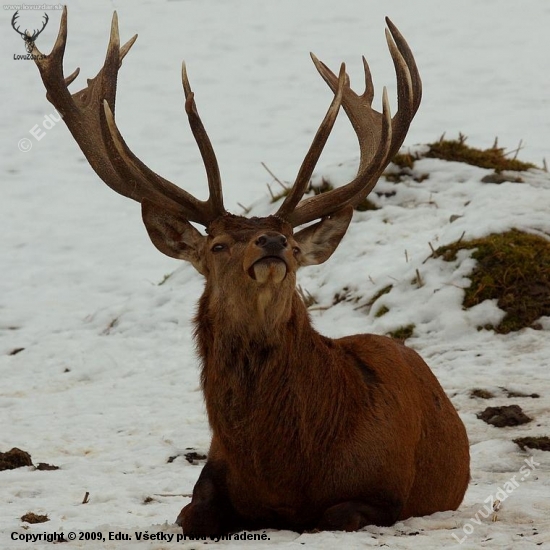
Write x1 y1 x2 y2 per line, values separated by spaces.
361 56 375 106
32 7 225 226
276 62 347 218
31 6 72 107
101 100 215 222
281 19 421 228
385 17 421 115
309 52 380 174
12 11 26 37
30 13 49 40
181 62 226 218
383 19 421 160
285 87 393 227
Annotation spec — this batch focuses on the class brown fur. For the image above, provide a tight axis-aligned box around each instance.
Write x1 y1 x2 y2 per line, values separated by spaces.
140 206 470 535
33 8 466 535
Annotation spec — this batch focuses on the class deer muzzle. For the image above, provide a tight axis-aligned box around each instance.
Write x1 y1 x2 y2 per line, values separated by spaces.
249 257 287 284
248 232 289 284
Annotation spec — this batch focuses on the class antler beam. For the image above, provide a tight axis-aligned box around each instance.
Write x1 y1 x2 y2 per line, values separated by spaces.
32 6 226 226
276 17 422 227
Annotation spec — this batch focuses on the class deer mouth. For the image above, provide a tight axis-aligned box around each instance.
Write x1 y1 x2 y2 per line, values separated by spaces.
248 256 288 284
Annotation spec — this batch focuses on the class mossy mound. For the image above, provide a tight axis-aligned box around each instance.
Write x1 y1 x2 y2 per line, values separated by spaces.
388 324 415 341
436 230 550 333
391 152 416 170
425 134 536 172
388 134 537 175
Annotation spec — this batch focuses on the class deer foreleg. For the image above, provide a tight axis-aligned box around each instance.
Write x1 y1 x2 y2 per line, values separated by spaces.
176 460 243 536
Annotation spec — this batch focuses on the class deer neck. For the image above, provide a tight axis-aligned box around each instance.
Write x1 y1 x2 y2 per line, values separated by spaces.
195 287 315 361
199 277 306 341
194 287 330 460
193 286 324 420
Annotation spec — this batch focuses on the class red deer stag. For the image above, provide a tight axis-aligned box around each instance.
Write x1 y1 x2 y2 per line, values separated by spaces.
33 7 469 535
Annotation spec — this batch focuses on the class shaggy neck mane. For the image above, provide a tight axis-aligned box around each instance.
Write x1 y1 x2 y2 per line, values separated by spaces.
194 288 313 368
193 287 346 471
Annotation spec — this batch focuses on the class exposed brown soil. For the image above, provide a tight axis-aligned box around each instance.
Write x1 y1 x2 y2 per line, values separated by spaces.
477 405 532 427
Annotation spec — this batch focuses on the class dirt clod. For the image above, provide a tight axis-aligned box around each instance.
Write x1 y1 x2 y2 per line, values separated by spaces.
505 389 540 399
470 389 495 399
184 451 208 465
21 513 49 524
477 405 532 427
167 449 208 465
0 448 33 471
36 462 59 471
514 436 550 452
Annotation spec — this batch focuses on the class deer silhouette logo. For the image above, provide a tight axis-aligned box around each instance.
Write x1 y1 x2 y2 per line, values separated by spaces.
12 11 49 54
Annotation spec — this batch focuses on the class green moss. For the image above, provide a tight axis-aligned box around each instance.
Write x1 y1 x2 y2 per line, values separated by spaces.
385 151 429 184
391 152 416 170
388 324 415 341
387 135 537 174
370 285 393 304
356 284 393 314
158 272 174 286
333 286 360 306
436 230 550 333
426 134 536 172
362 284 392 311
354 197 379 211
375 305 389 318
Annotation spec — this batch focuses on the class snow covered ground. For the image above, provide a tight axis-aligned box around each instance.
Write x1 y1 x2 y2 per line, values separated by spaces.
1 0 549 548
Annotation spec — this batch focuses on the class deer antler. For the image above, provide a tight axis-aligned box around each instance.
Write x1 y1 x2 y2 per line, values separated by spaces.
276 18 422 227
31 6 226 226
32 9 419 230
31 12 49 41
11 11 27 38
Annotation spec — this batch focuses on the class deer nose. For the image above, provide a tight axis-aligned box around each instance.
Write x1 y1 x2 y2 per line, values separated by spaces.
255 233 288 252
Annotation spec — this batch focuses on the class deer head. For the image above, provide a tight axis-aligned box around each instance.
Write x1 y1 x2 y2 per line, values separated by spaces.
31 8 421 315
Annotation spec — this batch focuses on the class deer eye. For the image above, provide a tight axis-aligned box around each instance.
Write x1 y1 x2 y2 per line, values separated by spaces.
211 243 227 253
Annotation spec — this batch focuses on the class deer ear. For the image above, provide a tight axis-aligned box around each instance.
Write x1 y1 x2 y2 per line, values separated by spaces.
294 205 353 266
141 200 207 275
